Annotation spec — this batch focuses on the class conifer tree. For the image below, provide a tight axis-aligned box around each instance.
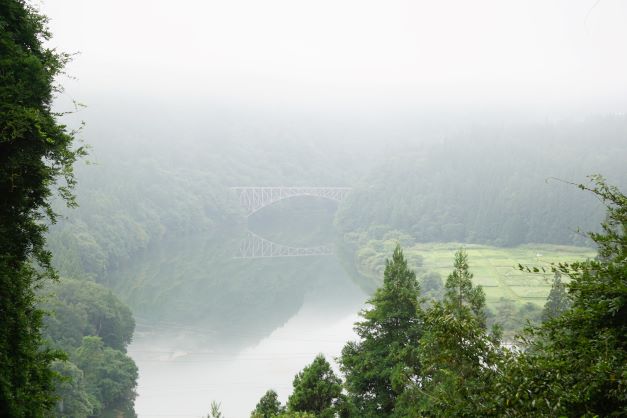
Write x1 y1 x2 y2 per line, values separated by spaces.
541 271 570 322
287 355 342 418
340 245 423 417
251 390 284 418
401 249 501 417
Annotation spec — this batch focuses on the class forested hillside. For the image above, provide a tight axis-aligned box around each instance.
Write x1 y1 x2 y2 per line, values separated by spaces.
4 0 627 416
248 177 627 417
47 104 373 283
48 115 627 289
336 117 627 246
42 279 137 417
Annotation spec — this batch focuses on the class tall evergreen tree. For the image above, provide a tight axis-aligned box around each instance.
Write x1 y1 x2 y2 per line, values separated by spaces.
400 249 501 416
340 245 423 417
251 390 284 418
541 271 570 323
0 1 84 415
208 401 224 418
287 355 342 418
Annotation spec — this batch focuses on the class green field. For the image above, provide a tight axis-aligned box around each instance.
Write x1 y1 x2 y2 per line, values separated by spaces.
415 243 595 305
355 241 596 306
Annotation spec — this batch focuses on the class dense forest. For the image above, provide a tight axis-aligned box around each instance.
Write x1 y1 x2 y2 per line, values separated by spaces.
246 177 627 417
2 0 627 417
335 119 627 246
40 111 626 416
0 2 138 416
48 116 627 283
41 279 137 417
41 114 627 415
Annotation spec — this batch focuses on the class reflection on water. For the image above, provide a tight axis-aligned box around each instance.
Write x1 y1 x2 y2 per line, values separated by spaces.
129 283 364 417
236 230 336 259
109 202 370 417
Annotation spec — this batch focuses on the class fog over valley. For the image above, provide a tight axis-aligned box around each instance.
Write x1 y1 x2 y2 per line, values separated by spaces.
1 1 626 417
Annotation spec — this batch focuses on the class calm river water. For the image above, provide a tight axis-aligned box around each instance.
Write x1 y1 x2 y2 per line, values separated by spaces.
120 224 368 418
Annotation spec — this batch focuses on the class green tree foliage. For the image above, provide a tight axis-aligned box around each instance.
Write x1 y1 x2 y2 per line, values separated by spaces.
400 249 502 416
492 176 627 416
420 271 443 299
42 278 135 352
335 128 627 247
40 278 138 415
249 389 320 418
541 271 570 323
251 389 284 418
480 298 542 338
50 360 96 418
208 400 224 418
270 178 625 416
72 336 138 416
0 0 84 415
442 250 485 319
287 355 342 417
340 245 423 417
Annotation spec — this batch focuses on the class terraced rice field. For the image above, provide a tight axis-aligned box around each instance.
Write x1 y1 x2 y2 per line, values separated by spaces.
409 243 596 305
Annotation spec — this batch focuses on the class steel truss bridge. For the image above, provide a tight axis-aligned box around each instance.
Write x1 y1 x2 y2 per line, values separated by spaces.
235 231 335 259
231 186 352 216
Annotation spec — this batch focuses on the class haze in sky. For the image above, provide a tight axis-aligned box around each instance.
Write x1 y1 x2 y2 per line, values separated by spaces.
42 0 627 114
19 2 626 416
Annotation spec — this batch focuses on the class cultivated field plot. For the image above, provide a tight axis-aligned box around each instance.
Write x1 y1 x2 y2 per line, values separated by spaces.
407 243 596 305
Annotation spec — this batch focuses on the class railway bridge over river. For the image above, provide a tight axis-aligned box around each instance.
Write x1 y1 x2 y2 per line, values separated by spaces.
231 186 352 217
231 186 351 258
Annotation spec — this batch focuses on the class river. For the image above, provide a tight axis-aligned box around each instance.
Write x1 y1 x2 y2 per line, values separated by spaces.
112 201 370 417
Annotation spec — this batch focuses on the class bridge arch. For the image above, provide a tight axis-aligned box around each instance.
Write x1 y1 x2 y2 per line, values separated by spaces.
231 186 351 216
235 231 334 259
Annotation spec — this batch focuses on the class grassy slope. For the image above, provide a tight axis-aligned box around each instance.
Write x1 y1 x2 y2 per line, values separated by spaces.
356 241 596 307
416 243 595 305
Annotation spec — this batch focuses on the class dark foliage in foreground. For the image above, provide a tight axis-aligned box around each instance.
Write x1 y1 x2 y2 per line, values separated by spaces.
0 0 84 415
255 176 626 417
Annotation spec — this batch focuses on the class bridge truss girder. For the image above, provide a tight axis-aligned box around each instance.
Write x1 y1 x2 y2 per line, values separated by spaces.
235 231 334 259
231 186 351 216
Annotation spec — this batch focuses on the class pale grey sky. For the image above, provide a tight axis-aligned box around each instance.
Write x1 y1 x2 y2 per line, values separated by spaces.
41 0 627 112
